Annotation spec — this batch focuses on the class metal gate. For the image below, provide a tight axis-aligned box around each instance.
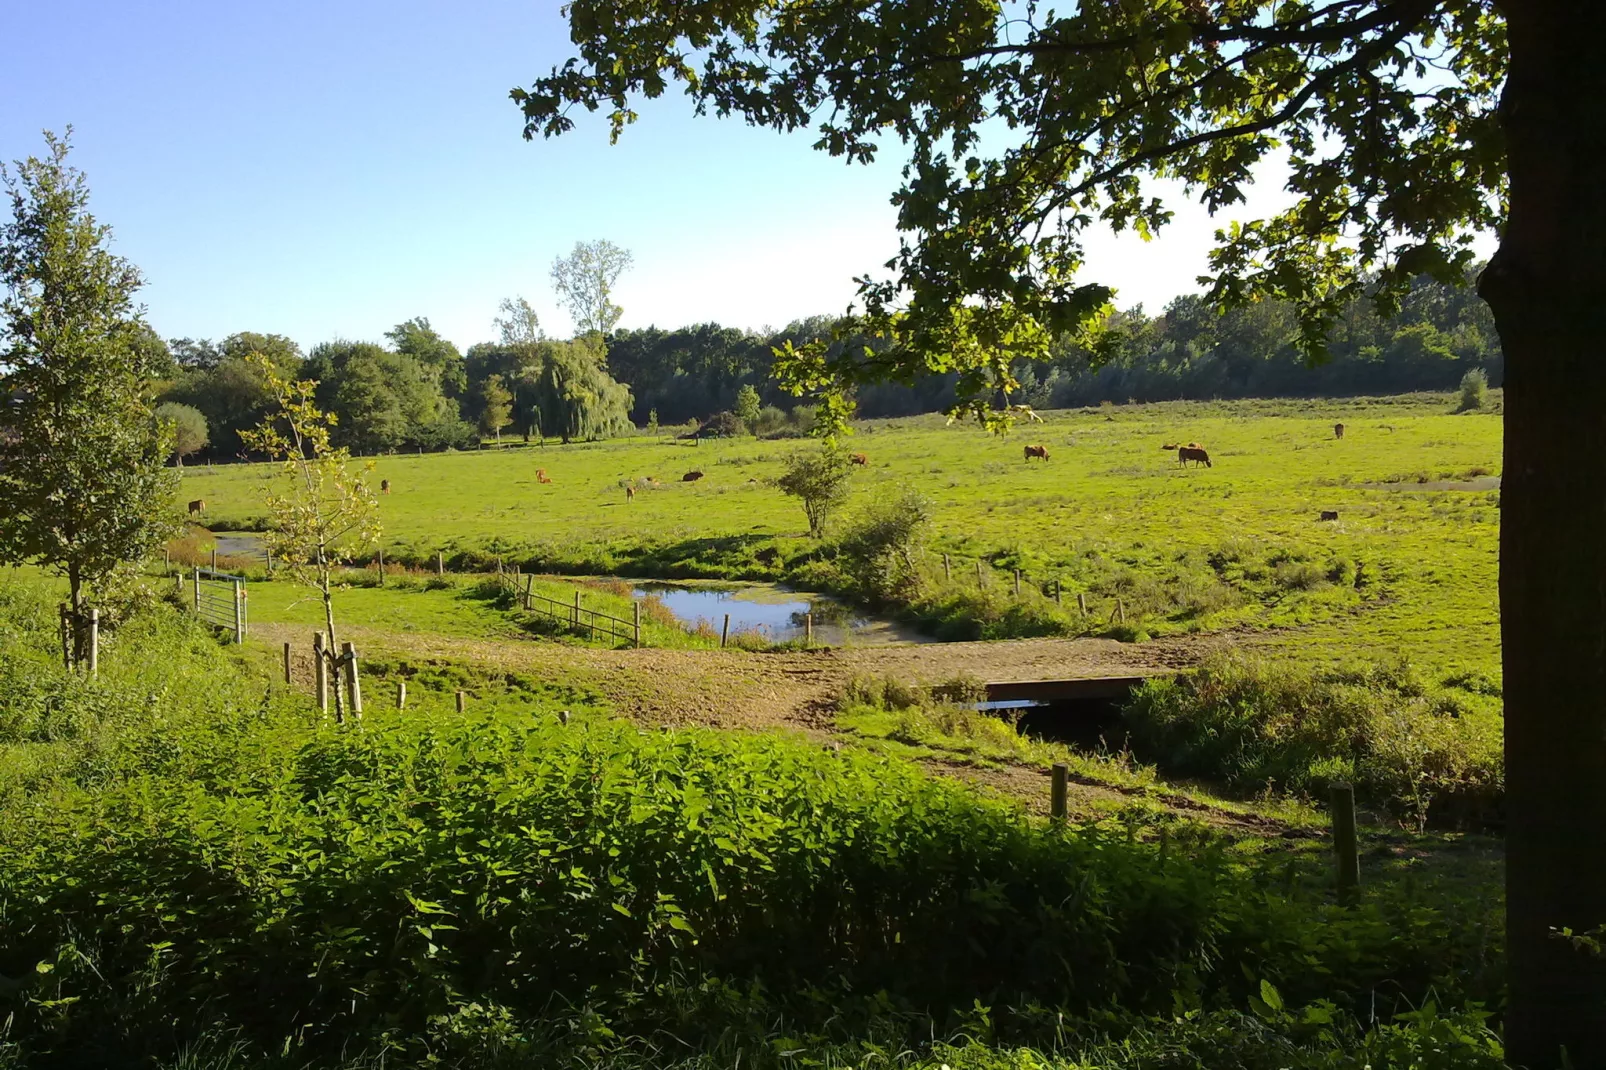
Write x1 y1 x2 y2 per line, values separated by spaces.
192 568 246 642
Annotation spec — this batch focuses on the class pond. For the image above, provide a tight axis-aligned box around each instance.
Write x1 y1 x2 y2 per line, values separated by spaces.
631 582 931 646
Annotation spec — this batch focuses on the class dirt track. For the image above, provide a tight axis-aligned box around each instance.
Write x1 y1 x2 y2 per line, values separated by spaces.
254 624 1204 732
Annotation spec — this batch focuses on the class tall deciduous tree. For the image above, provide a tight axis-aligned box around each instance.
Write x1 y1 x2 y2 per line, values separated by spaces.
0 131 177 623
155 402 209 466
550 240 632 338
514 2 1595 1062
480 373 513 443
522 336 635 443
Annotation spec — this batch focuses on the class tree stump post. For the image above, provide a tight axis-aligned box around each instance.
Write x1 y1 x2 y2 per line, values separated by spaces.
342 641 362 720
313 633 328 714
1332 783 1360 905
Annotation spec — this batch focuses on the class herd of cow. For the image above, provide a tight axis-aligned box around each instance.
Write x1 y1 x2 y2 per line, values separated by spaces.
182 422 1353 516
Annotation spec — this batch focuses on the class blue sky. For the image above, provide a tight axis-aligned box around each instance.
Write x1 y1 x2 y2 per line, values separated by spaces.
4 0 1307 354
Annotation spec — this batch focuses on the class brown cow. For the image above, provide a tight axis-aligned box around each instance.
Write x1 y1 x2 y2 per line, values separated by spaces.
683 470 705 482
1334 423 1345 440
1023 444 1049 461
380 479 391 495
1320 510 1339 521
850 452 869 466
187 499 206 515
537 469 552 484
1178 446 1212 468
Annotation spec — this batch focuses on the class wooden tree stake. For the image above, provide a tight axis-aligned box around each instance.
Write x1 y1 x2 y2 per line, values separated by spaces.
1332 783 1361 905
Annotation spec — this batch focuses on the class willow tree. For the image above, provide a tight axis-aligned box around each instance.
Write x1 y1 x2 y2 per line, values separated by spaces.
524 337 635 443
515 2 1600 1063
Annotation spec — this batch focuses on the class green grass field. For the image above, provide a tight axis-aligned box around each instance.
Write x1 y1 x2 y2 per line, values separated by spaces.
185 393 1501 681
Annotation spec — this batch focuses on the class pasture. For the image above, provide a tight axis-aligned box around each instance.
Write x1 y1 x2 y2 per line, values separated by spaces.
189 393 1502 682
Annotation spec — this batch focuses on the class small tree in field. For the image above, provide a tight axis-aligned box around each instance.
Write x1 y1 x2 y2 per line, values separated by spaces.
734 384 762 432
480 373 513 444
1458 368 1489 413
241 355 380 723
776 445 855 538
156 402 209 465
0 130 176 637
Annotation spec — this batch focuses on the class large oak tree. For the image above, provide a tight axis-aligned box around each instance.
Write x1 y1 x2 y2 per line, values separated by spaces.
516 1 1599 1063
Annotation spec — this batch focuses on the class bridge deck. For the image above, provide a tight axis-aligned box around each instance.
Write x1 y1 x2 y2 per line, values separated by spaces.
982 675 1149 704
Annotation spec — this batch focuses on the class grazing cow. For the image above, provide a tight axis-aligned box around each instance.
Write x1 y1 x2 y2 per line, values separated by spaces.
850 452 869 466
1320 510 1339 521
683 470 705 482
626 485 635 502
1334 423 1345 440
1177 446 1212 468
380 479 391 495
187 499 206 515
1023 444 1049 461
537 469 552 484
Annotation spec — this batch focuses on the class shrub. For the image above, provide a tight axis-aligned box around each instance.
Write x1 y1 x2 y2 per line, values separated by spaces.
733 384 762 429
775 445 855 537
834 487 933 602
1457 368 1489 412
1122 657 1503 828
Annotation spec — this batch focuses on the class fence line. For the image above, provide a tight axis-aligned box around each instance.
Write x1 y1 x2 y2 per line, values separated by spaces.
521 575 641 647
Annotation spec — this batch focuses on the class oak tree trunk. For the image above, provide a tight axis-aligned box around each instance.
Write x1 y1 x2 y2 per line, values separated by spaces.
1481 1 1606 1063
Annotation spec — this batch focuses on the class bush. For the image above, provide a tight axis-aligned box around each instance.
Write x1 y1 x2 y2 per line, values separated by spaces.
834 487 933 602
1457 368 1489 412
1122 657 1503 828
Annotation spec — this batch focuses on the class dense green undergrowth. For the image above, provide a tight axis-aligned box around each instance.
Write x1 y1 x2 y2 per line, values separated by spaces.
0 575 1508 1068
1123 657 1504 831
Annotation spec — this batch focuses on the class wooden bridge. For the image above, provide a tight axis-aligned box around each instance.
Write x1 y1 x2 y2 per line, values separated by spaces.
982 675 1151 705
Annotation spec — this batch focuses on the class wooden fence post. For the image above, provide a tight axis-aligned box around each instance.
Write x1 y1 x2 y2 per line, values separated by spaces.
342 642 362 720
313 633 328 714
573 590 581 628
1055 579 1063 606
1332 783 1360 905
721 613 730 648
1051 762 1068 821
976 561 984 588
282 641 292 684
396 680 407 710
86 609 99 676
210 548 217 570
1117 599 1126 625
376 547 385 586
164 547 171 571
175 570 183 597
943 553 951 580
633 601 642 648
456 690 466 713
266 548 273 573
523 573 533 611
436 551 444 576
805 611 813 646
1014 569 1022 597
1077 592 1087 616
233 580 244 643
193 569 201 611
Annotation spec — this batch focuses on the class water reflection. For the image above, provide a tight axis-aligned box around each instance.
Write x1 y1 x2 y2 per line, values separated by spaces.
631 582 930 646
